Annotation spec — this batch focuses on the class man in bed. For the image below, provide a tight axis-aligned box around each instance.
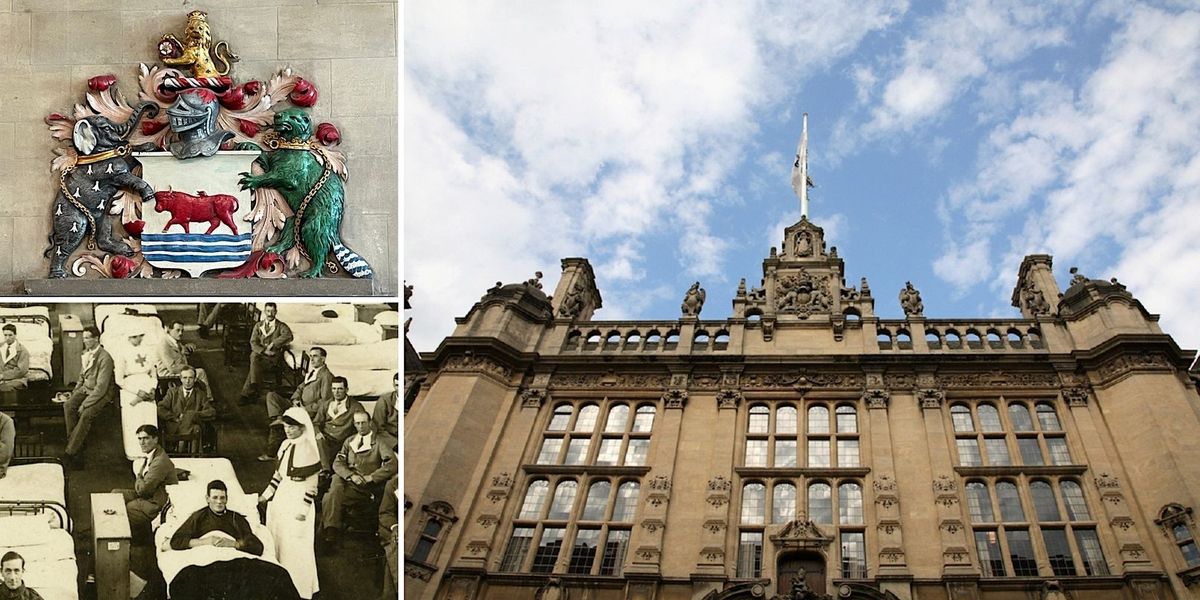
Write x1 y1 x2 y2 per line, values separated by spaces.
63 326 115 470
0 324 30 393
314 376 362 470
169 479 264 556
238 302 293 407
373 372 399 448
157 367 215 452
321 409 396 546
258 346 331 462
0 552 44 600
113 424 178 542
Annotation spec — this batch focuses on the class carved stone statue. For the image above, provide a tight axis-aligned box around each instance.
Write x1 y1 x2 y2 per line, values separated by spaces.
899 281 924 317
1021 280 1050 315
525 271 544 290
736 278 747 298
681 282 706 317
1069 267 1088 287
558 280 585 318
795 232 812 257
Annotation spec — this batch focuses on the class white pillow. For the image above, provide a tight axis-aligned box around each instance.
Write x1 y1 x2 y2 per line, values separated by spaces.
0 514 51 547
165 482 208 522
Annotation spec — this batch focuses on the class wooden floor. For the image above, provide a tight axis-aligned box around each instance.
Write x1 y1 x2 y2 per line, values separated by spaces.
24 305 390 600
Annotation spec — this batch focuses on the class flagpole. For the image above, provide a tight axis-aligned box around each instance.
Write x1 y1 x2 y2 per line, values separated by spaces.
792 113 810 219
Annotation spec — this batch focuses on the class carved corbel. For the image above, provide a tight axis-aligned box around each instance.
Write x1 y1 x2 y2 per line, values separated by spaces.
662 388 688 409
862 388 890 410
519 387 548 409
916 388 945 409
716 388 743 409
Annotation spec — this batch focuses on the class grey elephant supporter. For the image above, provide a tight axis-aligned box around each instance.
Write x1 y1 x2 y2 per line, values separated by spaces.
45 103 160 278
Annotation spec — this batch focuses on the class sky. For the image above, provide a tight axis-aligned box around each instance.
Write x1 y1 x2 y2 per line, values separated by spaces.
404 0 1200 355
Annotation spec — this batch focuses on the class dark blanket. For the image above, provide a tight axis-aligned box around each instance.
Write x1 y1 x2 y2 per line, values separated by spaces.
168 558 300 600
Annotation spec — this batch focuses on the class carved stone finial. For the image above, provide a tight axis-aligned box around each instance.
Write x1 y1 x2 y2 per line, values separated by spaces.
525 271 544 290
681 282 706 317
1069 267 1088 286
736 278 747 298
899 281 924 317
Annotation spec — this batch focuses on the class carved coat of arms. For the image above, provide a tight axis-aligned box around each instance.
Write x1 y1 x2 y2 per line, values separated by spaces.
42 11 372 281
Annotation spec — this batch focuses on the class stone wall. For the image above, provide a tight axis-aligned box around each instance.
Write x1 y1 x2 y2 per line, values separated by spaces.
0 0 397 295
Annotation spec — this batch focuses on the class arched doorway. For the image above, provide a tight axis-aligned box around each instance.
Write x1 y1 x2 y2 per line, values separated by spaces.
777 551 826 596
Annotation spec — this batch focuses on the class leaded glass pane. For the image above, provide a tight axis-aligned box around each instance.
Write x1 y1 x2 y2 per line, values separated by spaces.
1036 403 1061 431
957 438 982 466
997 482 1025 522
1031 481 1061 521
809 483 833 524
1008 403 1034 431
774 440 797 468
1017 437 1044 465
1006 529 1038 576
966 482 994 523
808 406 830 433
531 527 564 573
951 405 974 432
612 482 639 522
1075 528 1109 575
984 438 1011 466
1043 528 1077 576
978 404 1003 432
519 480 549 519
808 439 830 468
568 528 600 574
836 405 858 433
604 405 629 432
777 406 798 434
547 481 577 520
772 483 796 524
838 439 860 468
839 483 863 525
581 481 611 520
575 404 599 432
974 530 1005 576
1060 481 1090 521
745 440 768 467
748 405 770 434
741 483 766 525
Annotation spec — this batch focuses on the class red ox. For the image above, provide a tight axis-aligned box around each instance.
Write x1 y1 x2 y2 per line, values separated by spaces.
153 189 240 235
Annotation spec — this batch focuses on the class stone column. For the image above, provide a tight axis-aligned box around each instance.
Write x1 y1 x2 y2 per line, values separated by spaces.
917 387 975 576
626 375 689 575
863 387 910 582
694 384 742 578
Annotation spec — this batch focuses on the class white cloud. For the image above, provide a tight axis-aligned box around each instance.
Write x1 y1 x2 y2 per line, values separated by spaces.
405 0 907 348
933 4 1200 349
832 0 1072 158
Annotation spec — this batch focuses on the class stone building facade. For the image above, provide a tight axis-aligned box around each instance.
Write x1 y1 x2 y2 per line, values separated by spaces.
404 217 1200 600
0 0 398 294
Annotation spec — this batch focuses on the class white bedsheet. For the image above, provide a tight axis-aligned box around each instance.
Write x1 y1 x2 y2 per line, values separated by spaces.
118 373 159 460
339 369 395 398
2 521 78 600
169 459 244 496
322 340 398 372
0 307 50 320
257 303 356 324
94 303 158 323
2 321 53 382
0 463 66 508
155 513 279 588
288 322 381 353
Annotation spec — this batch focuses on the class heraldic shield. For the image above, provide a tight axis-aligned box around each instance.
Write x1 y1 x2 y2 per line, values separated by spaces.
137 150 256 277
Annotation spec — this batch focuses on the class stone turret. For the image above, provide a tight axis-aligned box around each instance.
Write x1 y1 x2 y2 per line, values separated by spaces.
551 257 602 322
1011 255 1058 318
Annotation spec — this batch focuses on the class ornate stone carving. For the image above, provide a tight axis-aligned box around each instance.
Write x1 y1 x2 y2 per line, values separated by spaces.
1095 473 1121 490
877 520 900 536
933 475 958 494
770 519 833 551
700 546 725 562
862 388 890 410
1097 352 1172 382
775 269 833 318
443 354 512 379
551 372 670 389
943 548 969 564
898 281 924 317
1111 516 1135 531
404 560 434 581
708 476 732 492
716 388 743 409
742 371 863 391
476 514 498 528
646 475 672 507
634 546 661 562
662 388 688 409
640 518 666 533
491 472 512 489
1020 279 1051 316
692 372 722 390
535 578 567 600
465 539 490 556
519 388 547 408
1061 385 1090 407
940 520 963 535
558 278 588 318
873 475 897 494
649 475 672 492
917 388 944 409
879 548 905 563
937 370 1059 389
681 282 706 317
703 519 726 534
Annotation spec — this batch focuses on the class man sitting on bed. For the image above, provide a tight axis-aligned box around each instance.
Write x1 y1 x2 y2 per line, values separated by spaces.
169 480 264 556
157 367 215 450
114 424 177 542
373 372 399 447
159 321 208 389
0 325 30 393
238 302 293 407
258 347 331 462
321 409 396 546
63 326 115 470
314 377 362 470
0 552 43 600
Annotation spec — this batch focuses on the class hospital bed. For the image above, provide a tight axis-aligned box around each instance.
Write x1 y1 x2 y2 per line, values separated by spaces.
98 307 165 460
0 457 77 600
0 306 55 386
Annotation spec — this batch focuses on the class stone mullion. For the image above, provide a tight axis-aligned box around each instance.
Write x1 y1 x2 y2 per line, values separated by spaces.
452 380 549 572
919 388 976 576
625 385 687 574
1063 387 1155 573
865 389 909 577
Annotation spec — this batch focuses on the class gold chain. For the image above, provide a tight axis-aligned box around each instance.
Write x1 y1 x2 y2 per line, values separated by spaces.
293 148 333 264
58 167 98 251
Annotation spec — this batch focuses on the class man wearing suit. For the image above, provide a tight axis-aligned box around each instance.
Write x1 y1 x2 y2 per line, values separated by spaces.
314 377 362 470
63 326 115 469
258 347 332 462
156 367 215 449
373 372 399 447
0 324 30 392
159 321 209 388
112 424 177 542
321 410 396 546
238 303 293 406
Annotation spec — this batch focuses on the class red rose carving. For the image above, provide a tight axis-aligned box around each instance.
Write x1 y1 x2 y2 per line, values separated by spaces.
123 220 145 237
237 119 260 137
111 256 137 279
141 120 167 136
316 122 341 146
219 86 247 110
88 74 117 92
289 78 318 107
243 80 262 95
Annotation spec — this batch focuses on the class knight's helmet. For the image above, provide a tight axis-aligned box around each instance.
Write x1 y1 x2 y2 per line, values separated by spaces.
167 88 233 159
